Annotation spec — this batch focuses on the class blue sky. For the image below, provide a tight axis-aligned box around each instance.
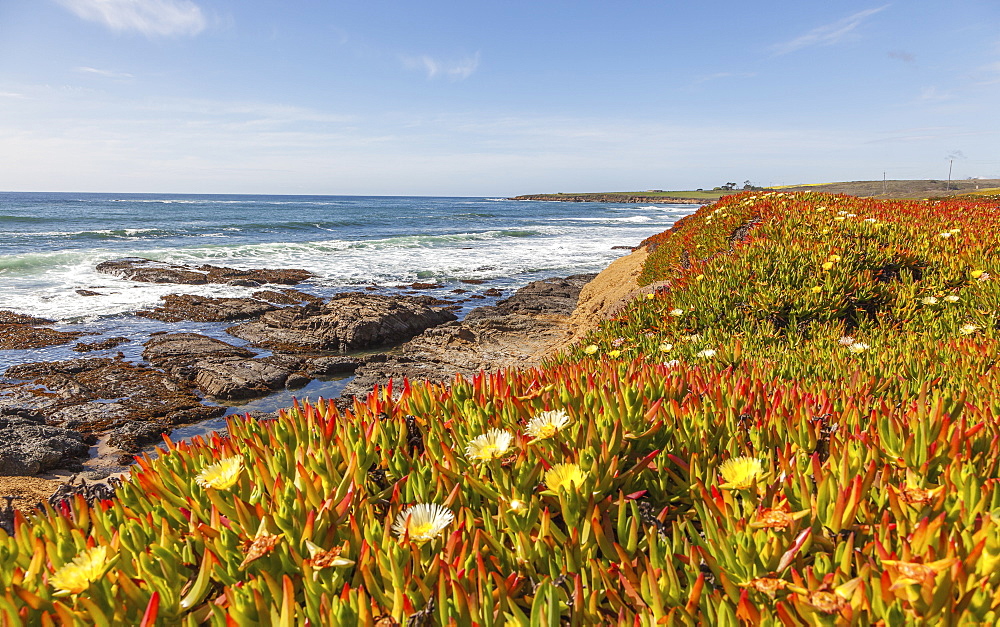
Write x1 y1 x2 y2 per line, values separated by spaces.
0 0 998 195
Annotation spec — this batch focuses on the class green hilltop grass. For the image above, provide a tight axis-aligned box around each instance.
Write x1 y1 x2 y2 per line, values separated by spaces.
2 191 1000 624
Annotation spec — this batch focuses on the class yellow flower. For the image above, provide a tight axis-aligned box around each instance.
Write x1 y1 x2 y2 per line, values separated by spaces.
195 455 244 490
827 254 841 262
583 344 599 355
392 503 454 543
718 456 764 490
608 349 622 358
50 546 109 595
645 292 655 300
544 463 586 493
524 409 571 442
821 261 834 271
810 286 822 293
959 324 980 335
921 296 939 305
971 269 985 279
659 343 673 352
943 294 959 303
465 429 513 462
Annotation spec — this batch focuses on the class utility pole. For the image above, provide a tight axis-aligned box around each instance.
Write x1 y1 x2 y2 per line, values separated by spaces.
947 159 953 191
883 172 887 196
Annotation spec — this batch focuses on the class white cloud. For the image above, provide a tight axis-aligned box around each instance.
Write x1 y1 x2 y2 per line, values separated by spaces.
918 86 955 102
402 52 480 80
771 5 889 55
76 66 134 79
55 0 206 37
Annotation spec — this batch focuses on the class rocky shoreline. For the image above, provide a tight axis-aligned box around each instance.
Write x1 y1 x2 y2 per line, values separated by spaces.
0 250 650 511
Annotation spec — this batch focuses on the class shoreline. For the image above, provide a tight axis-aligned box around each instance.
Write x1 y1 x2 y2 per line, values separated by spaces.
0 248 651 511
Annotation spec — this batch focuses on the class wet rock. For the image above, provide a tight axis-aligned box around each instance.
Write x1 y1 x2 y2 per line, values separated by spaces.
76 289 104 296
285 372 311 389
143 333 256 370
4 357 224 434
341 275 594 398
73 336 131 352
96 257 313 285
142 334 302 401
192 359 294 400
0 310 86 350
0 311 54 325
252 288 325 306
0 415 88 476
105 420 169 451
301 355 365 376
136 294 278 323
227 292 457 353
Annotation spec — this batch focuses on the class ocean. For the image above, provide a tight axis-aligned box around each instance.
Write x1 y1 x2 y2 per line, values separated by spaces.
1 192 696 415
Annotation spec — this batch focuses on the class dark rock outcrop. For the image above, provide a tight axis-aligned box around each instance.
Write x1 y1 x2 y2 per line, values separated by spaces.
227 293 458 353
0 310 85 350
341 275 595 397
136 294 279 323
96 257 313 286
142 333 302 400
0 415 89 476
2 357 224 441
252 288 325 306
73 336 131 352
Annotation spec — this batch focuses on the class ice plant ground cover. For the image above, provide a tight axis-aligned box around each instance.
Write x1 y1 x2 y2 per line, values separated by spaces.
1 191 999 624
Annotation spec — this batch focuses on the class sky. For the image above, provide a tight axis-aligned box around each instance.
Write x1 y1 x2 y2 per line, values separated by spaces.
0 0 998 196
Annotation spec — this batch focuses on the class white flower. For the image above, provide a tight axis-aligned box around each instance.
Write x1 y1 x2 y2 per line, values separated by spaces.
392 504 454 543
465 429 513 462
669 308 684 317
921 296 939 305
524 409 571 442
838 336 856 346
959 324 980 335
662 360 681 368
847 342 869 354
943 295 960 303
696 349 717 358
939 232 953 239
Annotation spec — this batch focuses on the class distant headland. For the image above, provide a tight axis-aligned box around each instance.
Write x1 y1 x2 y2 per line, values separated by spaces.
511 178 1000 203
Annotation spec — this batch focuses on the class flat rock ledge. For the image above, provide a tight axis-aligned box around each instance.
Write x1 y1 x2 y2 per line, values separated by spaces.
0 310 85 350
137 294 279 323
227 292 458 353
96 257 313 286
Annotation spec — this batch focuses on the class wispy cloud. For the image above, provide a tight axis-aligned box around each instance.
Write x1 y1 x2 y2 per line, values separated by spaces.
888 50 915 63
402 52 480 80
55 0 206 37
76 66 134 80
918 86 955 102
771 5 889 55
